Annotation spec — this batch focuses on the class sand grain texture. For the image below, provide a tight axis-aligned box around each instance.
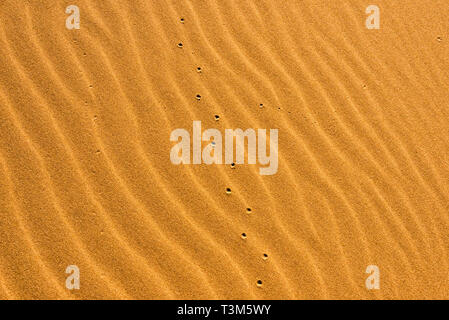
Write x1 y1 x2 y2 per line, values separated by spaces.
0 0 449 299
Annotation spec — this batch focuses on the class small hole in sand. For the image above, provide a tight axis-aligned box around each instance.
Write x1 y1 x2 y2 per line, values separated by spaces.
256 280 263 287
241 233 247 239
196 94 202 100
230 163 236 169
226 188 231 194
246 208 252 213
89 84 93 88
197 67 202 72
437 36 442 42
263 253 268 260
214 115 220 121
259 103 264 108
177 42 183 48
180 18 185 23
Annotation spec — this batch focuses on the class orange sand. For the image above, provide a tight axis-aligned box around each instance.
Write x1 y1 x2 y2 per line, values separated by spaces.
0 0 449 299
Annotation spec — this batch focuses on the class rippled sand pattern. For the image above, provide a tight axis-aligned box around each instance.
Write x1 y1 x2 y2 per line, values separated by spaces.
0 0 449 299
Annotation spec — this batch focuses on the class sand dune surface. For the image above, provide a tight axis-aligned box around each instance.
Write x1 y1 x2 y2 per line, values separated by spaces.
0 0 449 299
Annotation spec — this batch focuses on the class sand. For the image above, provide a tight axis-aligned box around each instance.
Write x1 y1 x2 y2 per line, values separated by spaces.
0 0 448 299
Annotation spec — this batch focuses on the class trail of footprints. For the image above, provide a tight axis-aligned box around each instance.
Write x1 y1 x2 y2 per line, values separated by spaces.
177 16 266 289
